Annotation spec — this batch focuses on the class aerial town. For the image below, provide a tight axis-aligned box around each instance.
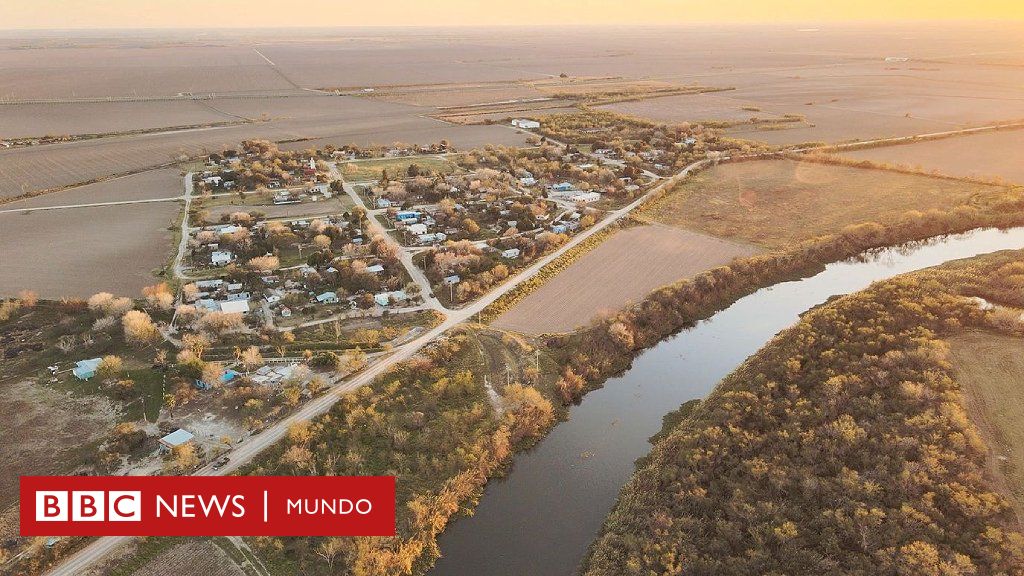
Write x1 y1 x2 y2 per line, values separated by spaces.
3 7 1024 576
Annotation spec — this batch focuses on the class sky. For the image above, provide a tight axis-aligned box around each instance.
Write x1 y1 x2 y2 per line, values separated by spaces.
3 0 1024 28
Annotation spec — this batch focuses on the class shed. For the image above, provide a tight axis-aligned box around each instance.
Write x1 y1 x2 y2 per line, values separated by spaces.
73 358 103 381
159 429 194 451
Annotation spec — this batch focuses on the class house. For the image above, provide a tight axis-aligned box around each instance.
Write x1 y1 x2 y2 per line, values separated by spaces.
211 251 233 266
406 223 429 235
502 248 521 259
280 307 292 318
519 177 537 187
311 183 331 198
316 291 340 304
159 429 194 452
418 233 446 244
395 211 421 222
195 279 224 290
226 292 250 302
551 182 574 193
73 358 103 381
376 198 392 209
551 224 568 234
365 264 385 274
219 300 250 315
570 191 601 204
227 282 244 292
374 290 408 307
511 119 541 129
443 274 461 285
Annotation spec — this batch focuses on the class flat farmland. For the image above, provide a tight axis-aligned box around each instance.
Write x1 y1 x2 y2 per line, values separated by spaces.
840 129 1024 184
0 43 290 99
948 331 1024 519
643 159 1001 248
0 202 177 297
3 168 182 209
492 225 758 334
0 100 236 139
0 96 527 198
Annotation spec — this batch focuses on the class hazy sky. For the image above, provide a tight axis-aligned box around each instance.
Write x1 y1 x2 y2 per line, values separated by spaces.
4 0 1024 28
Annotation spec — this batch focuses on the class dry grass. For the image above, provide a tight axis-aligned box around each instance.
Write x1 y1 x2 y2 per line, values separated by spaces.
126 540 247 576
948 331 1024 522
840 129 1024 185
642 159 1002 249
492 224 758 334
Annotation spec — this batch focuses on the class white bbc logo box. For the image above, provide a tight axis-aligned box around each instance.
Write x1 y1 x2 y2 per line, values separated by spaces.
35 491 141 522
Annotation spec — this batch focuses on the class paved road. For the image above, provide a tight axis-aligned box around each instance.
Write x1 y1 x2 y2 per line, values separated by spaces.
43 152 709 576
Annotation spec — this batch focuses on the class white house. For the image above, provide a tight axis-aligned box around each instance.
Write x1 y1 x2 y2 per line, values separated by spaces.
502 248 521 259
219 300 250 315
316 291 340 304
211 251 233 266
511 119 541 129
406 223 429 235
570 191 602 204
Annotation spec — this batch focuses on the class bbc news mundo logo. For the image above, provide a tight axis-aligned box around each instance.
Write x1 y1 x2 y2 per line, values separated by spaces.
21 476 395 537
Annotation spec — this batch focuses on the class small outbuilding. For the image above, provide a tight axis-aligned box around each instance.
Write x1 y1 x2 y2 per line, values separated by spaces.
73 358 103 381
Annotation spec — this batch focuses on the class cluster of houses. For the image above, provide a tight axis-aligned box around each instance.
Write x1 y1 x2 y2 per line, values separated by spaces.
189 279 252 315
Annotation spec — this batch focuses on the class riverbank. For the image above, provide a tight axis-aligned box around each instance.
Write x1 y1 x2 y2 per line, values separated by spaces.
583 250 1024 575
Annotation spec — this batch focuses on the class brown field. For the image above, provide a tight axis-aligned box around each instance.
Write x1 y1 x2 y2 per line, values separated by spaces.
492 224 758 334
643 159 1002 248
948 331 1024 520
840 129 1024 184
0 379 117 510
0 96 529 198
0 202 177 297
3 168 182 209
0 100 237 139
126 540 246 576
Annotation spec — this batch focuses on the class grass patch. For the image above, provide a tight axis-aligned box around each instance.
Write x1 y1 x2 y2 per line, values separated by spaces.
641 158 1007 249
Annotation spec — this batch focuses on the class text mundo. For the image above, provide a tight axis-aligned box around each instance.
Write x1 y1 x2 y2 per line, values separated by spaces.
21 476 396 536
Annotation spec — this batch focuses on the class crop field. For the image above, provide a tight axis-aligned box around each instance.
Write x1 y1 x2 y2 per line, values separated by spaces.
492 224 758 334
839 129 1024 184
948 331 1024 519
0 98 527 198
0 100 237 139
3 168 182 209
642 159 1001 248
0 42 291 99
0 202 177 297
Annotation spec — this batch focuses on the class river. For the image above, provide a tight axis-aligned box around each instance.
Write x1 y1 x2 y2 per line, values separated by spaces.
430 227 1024 576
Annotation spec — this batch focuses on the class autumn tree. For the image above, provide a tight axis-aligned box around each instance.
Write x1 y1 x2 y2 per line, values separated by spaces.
122 310 160 346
